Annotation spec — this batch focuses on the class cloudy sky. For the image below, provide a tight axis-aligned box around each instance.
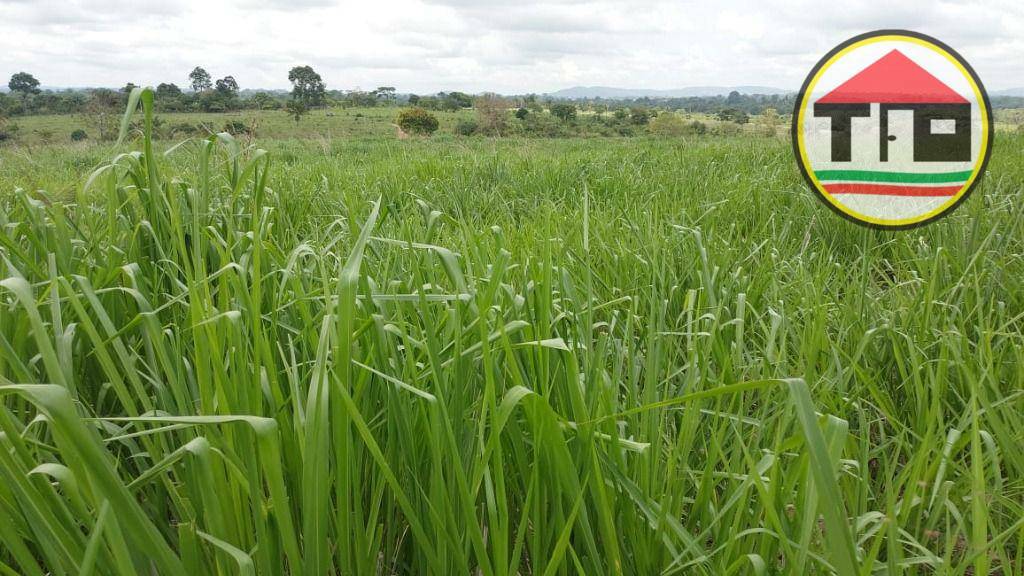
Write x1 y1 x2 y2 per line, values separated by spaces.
0 0 1021 94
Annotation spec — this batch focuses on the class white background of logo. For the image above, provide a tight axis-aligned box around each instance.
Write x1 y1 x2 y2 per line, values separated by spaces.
800 39 985 223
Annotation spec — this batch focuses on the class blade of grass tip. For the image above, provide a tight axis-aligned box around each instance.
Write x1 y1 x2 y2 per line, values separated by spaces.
117 86 145 146
197 530 256 576
787 379 858 576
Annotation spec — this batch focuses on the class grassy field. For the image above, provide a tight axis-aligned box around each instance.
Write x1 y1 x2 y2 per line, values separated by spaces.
0 90 1022 575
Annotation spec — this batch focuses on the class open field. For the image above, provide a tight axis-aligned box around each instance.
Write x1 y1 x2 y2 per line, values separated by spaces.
1 93 1023 575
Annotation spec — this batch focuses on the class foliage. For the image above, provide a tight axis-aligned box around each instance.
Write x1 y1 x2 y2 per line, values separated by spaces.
215 76 239 98
188 66 212 92
716 107 750 124
629 106 651 125
285 99 308 123
396 106 439 135
288 65 326 107
473 93 508 135
70 128 88 141
647 111 688 136
8 71 41 95
1 90 1021 576
514 107 528 120
222 119 254 136
549 102 577 122
453 118 478 136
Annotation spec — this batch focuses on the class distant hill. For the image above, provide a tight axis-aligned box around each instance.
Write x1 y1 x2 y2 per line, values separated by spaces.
993 88 1024 97
548 86 792 99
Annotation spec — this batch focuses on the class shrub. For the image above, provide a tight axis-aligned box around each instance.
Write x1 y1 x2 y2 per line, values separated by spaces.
397 107 439 136
687 120 708 135
515 107 529 120
648 113 687 136
629 107 651 126
70 129 88 142
223 120 253 136
454 119 478 136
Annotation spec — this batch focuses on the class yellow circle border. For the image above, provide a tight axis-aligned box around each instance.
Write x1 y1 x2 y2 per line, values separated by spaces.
793 30 993 229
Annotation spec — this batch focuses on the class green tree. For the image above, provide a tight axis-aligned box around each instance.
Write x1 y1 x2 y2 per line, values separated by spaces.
549 102 577 122
156 83 182 97
374 86 397 102
215 76 239 97
285 99 308 123
251 92 278 110
8 72 41 96
189 66 212 92
288 66 326 107
629 107 651 125
397 107 439 136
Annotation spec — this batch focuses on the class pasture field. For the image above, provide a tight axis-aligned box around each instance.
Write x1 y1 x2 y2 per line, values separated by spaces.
0 92 1023 575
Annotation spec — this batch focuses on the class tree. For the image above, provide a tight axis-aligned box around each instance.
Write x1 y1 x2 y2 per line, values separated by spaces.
288 66 326 107
8 72 41 96
550 102 577 122
629 107 651 125
443 91 472 110
82 88 122 141
408 94 420 105
474 93 508 136
251 92 278 110
122 82 138 94
716 108 749 124
156 83 182 97
515 107 528 120
285 100 308 123
374 86 396 102
396 107 439 136
189 67 212 92
215 76 239 97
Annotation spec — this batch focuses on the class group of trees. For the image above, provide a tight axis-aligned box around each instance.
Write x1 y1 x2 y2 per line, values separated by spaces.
0 66 331 118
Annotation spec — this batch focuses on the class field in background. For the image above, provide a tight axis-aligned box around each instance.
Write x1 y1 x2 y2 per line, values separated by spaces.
3 106 1023 148
1 93 1022 575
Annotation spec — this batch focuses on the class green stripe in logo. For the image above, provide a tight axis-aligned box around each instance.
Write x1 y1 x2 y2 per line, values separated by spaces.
814 169 974 184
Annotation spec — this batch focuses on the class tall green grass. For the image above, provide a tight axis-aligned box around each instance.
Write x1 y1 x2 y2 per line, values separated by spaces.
1 87 1022 574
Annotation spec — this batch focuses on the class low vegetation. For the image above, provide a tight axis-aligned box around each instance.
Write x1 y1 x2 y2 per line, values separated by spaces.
0 87 1022 575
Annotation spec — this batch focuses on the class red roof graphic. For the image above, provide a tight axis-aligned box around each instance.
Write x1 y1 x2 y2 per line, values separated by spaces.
817 49 968 104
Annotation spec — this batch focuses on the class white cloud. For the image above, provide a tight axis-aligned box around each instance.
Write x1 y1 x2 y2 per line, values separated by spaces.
0 0 1020 93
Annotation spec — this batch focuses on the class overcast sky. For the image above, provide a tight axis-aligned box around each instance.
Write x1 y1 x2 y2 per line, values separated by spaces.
0 0 1021 94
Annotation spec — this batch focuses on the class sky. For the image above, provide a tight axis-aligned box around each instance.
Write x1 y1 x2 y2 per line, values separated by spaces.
0 0 1021 94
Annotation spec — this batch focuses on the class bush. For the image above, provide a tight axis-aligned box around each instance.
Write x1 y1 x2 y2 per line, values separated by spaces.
70 129 88 142
515 107 529 120
223 120 254 137
629 107 651 126
454 119 478 136
397 107 439 136
688 120 708 135
648 113 687 136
